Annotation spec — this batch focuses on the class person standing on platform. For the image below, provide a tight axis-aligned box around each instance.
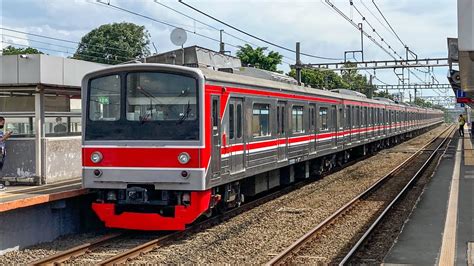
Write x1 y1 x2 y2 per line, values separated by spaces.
0 117 12 191
458 114 466 137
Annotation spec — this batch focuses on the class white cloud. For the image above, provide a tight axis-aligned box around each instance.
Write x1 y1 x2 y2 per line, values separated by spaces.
0 0 457 100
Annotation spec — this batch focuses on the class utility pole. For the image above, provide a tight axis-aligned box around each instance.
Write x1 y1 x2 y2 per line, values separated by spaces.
368 74 373 99
219 30 225 54
296 42 302 86
359 23 364 61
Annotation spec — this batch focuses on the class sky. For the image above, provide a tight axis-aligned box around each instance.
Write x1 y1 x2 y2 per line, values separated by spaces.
0 0 458 106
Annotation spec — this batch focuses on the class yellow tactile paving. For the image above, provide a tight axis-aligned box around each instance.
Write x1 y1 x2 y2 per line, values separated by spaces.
438 140 462 266
468 243 474 266
464 132 474 166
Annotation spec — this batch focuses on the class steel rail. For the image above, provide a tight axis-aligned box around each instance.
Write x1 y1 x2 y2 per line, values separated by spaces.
94 134 385 265
338 125 455 265
266 125 453 265
30 233 124 266
31 124 445 265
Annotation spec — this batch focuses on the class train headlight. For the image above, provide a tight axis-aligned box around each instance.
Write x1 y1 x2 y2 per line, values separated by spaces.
90 152 103 164
178 152 190 164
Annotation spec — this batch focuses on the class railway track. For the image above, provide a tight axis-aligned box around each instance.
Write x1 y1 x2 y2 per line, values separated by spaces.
266 125 455 265
30 126 446 265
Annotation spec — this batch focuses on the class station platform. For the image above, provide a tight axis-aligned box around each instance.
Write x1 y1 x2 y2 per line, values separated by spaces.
0 178 87 212
384 131 474 265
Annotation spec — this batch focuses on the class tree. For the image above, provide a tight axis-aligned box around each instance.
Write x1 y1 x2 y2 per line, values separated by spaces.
341 62 375 96
236 44 283 72
74 22 150 64
413 97 433 108
373 90 395 100
288 68 347 90
2 45 43 55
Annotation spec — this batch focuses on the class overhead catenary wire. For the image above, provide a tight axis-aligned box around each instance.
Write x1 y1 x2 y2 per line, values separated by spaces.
349 0 404 59
1 27 141 56
371 0 407 49
93 1 243 50
95 1 296 66
1 34 136 61
179 0 342 61
153 0 261 48
1 40 124 64
325 1 426 84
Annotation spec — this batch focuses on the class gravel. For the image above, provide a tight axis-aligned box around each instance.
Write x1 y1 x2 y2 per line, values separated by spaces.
0 125 447 265
0 232 108 265
349 127 455 264
129 125 448 265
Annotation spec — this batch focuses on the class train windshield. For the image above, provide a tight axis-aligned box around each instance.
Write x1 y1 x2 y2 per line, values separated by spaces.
86 72 199 141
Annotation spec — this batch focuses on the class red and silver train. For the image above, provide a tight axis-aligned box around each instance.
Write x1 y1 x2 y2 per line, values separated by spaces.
82 64 443 230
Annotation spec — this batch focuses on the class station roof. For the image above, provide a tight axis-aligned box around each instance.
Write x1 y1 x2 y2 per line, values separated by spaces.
0 54 107 96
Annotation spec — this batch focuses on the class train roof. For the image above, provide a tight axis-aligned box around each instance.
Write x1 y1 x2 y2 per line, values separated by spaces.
82 63 441 113
201 67 406 108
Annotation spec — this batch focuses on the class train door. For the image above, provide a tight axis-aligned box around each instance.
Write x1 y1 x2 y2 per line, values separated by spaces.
228 98 245 173
211 96 221 178
277 101 288 161
309 104 316 153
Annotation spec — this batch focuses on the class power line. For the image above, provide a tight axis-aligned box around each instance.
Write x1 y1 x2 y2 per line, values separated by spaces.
324 0 396 60
96 1 296 65
93 1 243 50
179 0 342 61
153 0 262 49
358 0 397 41
1 34 135 61
1 40 123 64
325 1 426 84
350 1 403 59
1 27 138 55
371 0 406 48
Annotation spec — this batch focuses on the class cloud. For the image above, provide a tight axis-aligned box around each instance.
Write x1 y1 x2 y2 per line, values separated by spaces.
0 0 457 99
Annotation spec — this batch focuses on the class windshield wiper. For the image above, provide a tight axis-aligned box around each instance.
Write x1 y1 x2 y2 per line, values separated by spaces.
177 100 191 125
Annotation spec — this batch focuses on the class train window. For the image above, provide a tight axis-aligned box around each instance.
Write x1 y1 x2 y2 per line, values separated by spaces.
346 106 351 128
320 107 328 131
338 108 343 129
281 106 285 134
252 103 270 137
212 99 219 127
89 75 121 121
237 104 242 139
126 72 197 122
229 104 235 140
292 106 304 133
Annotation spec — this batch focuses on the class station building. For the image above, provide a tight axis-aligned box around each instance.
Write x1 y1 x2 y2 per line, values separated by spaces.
0 54 105 184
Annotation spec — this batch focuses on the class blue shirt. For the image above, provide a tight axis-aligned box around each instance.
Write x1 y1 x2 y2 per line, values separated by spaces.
0 130 5 154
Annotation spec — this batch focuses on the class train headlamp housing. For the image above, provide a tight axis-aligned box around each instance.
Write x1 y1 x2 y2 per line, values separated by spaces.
91 152 103 164
178 152 190 164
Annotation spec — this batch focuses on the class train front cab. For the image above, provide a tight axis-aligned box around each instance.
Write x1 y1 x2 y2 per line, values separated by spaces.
81 64 213 231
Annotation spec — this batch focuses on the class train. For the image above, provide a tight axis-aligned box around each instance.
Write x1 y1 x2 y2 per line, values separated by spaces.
81 63 444 230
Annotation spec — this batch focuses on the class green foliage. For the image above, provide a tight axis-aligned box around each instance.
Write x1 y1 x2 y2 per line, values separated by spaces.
2 45 43 55
236 44 283 72
73 22 150 64
341 61 376 97
373 90 395 100
288 68 347 90
413 97 433 108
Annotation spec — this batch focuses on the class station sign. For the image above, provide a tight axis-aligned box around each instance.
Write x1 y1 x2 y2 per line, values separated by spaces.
97 96 110 105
